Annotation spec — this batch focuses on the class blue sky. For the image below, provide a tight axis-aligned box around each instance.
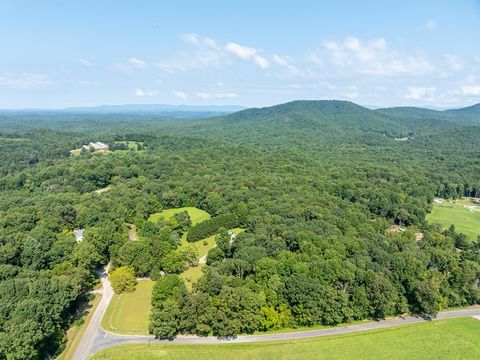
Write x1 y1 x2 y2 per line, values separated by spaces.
1 0 480 108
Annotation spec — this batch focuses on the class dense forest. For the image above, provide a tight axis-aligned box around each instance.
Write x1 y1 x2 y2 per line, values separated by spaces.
0 100 479 358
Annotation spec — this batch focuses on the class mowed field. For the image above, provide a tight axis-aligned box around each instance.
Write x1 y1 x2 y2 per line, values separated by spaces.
101 279 154 335
427 198 480 241
148 207 211 226
92 317 480 360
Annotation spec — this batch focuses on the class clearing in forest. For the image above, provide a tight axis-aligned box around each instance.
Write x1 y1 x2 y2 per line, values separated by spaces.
427 197 480 241
148 207 211 226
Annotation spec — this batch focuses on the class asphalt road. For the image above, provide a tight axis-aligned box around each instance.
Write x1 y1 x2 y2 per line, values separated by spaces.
73 263 480 359
72 263 113 360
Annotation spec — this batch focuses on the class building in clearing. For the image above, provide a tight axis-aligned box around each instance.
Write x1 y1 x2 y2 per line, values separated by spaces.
73 228 85 242
82 142 109 152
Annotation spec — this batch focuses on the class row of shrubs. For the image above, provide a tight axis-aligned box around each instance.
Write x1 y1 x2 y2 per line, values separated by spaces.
186 213 238 242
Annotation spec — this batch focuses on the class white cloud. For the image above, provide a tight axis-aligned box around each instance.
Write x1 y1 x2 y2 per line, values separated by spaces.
461 85 480 95
78 58 92 67
324 36 433 76
0 73 54 89
305 51 323 66
134 89 158 96
197 92 211 99
426 19 436 30
405 86 436 100
444 54 463 71
225 42 269 69
197 92 239 99
129 57 146 67
181 33 218 49
173 90 188 99
272 54 303 77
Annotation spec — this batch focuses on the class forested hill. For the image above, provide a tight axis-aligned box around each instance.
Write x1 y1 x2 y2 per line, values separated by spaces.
224 100 412 138
376 103 480 124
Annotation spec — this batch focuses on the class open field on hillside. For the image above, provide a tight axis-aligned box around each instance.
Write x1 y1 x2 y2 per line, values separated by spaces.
148 207 211 226
101 280 154 335
427 198 480 241
92 317 480 360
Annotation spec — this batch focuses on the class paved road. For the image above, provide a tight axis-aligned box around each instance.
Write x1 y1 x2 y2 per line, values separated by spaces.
87 307 480 358
72 263 113 360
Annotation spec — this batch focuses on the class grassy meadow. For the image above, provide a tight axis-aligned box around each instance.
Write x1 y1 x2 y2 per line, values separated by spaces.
427 198 480 241
101 279 154 335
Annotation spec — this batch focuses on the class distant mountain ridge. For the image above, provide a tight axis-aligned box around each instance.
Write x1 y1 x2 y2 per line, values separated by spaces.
0 104 246 118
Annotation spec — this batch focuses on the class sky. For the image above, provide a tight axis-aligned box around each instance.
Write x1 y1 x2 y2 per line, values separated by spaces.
1 0 480 109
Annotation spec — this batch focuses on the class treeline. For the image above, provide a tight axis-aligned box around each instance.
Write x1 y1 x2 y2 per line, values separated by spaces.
187 214 238 242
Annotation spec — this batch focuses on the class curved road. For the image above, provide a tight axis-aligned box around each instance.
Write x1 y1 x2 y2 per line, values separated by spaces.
74 265 480 359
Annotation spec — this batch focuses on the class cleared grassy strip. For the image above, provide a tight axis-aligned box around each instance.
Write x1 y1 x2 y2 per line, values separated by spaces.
149 207 211 226
101 280 154 335
91 317 480 360
427 198 480 241
56 294 101 360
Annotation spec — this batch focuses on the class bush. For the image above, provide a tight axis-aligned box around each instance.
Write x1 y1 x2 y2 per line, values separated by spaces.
187 214 238 242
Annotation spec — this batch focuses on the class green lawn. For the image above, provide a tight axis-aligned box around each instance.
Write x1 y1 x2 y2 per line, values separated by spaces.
148 207 211 225
92 317 480 360
427 198 480 241
101 279 154 335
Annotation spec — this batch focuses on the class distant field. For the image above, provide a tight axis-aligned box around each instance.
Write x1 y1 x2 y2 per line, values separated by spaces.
101 280 154 335
114 140 144 151
427 198 480 241
148 207 211 226
92 317 480 360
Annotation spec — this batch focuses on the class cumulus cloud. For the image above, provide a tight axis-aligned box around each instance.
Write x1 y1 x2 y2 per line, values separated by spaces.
225 42 269 69
0 73 54 88
78 58 92 67
173 90 188 99
324 36 433 76
404 86 436 100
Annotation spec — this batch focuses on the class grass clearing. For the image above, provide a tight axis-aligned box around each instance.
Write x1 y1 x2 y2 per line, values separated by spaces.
101 279 154 335
56 295 101 360
179 228 245 288
91 317 480 360
148 207 211 226
114 140 144 151
427 198 480 241
180 263 206 287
